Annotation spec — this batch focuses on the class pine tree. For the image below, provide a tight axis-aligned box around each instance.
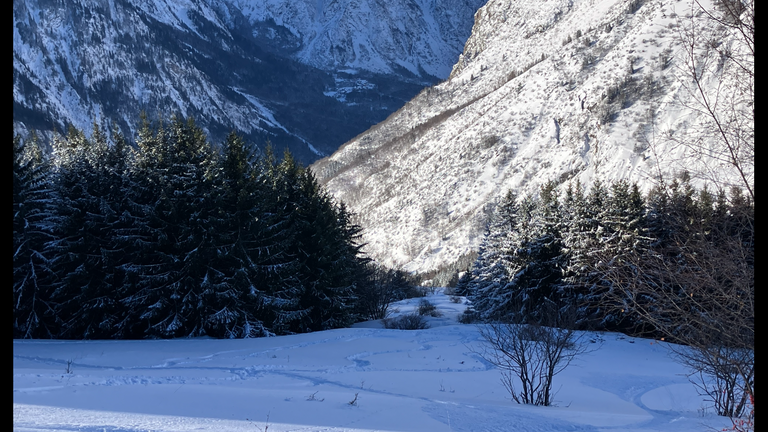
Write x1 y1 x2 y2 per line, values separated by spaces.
204 132 272 338
124 115 221 338
593 181 647 330
470 181 571 325
255 149 310 333
100 129 145 338
271 151 368 332
465 190 521 321
13 133 58 338
559 179 652 331
47 123 140 339
506 181 568 324
306 197 367 329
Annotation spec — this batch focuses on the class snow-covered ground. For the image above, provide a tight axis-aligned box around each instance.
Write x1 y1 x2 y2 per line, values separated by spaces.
14 290 733 431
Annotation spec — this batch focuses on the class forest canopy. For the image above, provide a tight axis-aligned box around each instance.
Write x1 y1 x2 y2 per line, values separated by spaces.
13 115 377 339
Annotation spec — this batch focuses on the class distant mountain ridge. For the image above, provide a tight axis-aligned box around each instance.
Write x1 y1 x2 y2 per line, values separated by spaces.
312 0 753 275
13 0 485 163
218 0 482 79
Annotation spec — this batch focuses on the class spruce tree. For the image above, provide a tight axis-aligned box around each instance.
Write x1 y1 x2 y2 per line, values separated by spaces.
470 182 570 325
13 133 58 338
124 115 221 338
506 181 567 324
465 190 521 321
100 129 145 338
253 149 370 333
256 149 310 333
48 124 129 339
205 132 272 338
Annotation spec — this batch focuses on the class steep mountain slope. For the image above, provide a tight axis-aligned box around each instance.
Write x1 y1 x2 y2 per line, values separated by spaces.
218 0 483 79
312 0 753 274
13 0 484 164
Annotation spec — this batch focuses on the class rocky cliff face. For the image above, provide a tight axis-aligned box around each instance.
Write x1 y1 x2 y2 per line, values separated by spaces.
13 0 484 163
312 0 753 274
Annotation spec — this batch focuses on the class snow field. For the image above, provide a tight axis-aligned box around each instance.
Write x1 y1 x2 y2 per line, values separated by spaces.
14 290 733 432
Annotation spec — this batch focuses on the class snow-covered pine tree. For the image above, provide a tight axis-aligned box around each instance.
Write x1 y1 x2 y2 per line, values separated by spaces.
599 181 648 327
255 149 311 334
99 129 146 339
559 179 651 331
305 198 368 329
559 179 607 326
204 132 272 338
452 270 472 298
267 152 367 333
13 133 58 338
47 123 132 339
586 180 647 331
504 181 568 325
464 190 521 321
123 115 221 338
558 180 589 322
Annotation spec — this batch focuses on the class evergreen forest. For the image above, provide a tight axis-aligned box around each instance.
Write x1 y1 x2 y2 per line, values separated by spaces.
456 176 754 341
13 115 753 347
13 115 407 339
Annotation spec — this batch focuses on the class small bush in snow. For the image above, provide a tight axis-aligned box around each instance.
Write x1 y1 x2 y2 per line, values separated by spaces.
383 314 429 330
306 391 324 402
417 299 442 317
458 309 478 324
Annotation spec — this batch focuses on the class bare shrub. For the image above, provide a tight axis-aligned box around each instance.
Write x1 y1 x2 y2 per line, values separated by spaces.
382 314 429 330
671 344 753 418
458 308 478 324
669 0 753 200
306 391 324 402
417 299 442 317
622 1 754 426
356 265 416 320
473 304 596 406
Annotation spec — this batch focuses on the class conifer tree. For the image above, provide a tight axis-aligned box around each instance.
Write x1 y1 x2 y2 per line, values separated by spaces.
13 114 372 340
13 133 58 338
204 132 272 338
265 151 367 332
506 181 567 324
48 124 130 339
304 198 367 329
465 190 521 321
469 182 570 325
256 149 310 333
124 115 221 338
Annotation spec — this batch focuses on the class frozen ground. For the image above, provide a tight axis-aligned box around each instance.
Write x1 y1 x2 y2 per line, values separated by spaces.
13 290 733 431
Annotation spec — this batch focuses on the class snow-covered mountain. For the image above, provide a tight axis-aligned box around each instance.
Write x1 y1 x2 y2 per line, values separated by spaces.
12 0 485 163
312 0 753 274
218 0 483 79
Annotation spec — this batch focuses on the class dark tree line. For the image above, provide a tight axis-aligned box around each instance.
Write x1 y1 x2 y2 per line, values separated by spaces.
459 174 754 341
13 115 383 339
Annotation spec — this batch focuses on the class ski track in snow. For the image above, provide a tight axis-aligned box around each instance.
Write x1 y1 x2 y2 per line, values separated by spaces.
13 292 732 432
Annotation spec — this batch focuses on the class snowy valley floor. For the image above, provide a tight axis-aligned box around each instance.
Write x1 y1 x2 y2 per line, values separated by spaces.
14 291 733 432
